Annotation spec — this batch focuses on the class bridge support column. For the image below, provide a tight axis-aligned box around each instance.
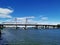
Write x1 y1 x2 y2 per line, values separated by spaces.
16 25 17 29
53 25 57 29
45 25 49 29
0 25 3 29
35 25 38 29
24 25 27 30
0 30 2 40
43 25 45 29
57 25 60 28
16 24 18 29
0 25 3 40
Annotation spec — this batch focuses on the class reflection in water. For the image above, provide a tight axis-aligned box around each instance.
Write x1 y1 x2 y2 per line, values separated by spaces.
0 28 60 45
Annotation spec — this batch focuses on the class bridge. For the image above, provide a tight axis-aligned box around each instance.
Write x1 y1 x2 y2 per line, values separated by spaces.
0 17 60 29
0 23 60 40
0 23 60 29
0 18 60 40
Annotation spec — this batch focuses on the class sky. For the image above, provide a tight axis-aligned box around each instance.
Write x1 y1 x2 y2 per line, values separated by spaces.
0 0 60 24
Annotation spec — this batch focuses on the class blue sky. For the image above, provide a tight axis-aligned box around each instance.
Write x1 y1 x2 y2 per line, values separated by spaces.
0 0 60 24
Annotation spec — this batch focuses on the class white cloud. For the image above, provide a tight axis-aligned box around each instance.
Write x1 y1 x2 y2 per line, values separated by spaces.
0 8 13 18
2 16 35 24
40 16 48 21
17 16 35 19
0 8 13 14
1 15 60 25
24 16 35 18
41 17 48 20
0 14 12 18
2 16 49 24
16 16 35 23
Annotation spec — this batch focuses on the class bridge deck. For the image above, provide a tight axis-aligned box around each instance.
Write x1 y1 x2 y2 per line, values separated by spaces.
1 24 57 26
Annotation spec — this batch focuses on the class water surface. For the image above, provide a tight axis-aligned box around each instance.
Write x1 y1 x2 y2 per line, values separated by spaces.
0 28 60 45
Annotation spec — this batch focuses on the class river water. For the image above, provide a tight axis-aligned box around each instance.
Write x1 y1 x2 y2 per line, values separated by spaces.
0 28 60 45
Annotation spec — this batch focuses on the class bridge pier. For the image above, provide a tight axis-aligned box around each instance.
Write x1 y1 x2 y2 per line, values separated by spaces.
48 26 52 28
43 25 45 29
16 24 18 29
24 25 27 30
40 25 44 29
0 30 2 40
35 25 39 29
0 25 3 29
0 24 3 40
57 25 60 28
44 25 53 29
44 25 48 29
52 26 55 29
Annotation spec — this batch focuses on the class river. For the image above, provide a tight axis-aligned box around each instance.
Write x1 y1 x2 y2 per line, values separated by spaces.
0 28 60 45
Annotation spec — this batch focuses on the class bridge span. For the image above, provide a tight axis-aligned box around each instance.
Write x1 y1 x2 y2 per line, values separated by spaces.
0 24 60 29
0 23 60 39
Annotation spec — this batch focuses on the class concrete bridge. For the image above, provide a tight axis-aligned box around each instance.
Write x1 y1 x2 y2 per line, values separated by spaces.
0 23 60 40
0 24 60 29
